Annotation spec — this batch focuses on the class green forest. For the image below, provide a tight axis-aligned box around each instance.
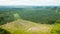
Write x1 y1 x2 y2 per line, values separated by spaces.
0 6 60 34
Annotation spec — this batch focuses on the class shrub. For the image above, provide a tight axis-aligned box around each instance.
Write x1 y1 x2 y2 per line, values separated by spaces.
0 28 11 34
51 24 60 34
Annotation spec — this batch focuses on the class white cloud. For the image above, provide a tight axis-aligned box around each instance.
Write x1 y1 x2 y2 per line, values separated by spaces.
0 0 60 6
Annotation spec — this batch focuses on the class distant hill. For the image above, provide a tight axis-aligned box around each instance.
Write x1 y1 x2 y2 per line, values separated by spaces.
0 6 60 24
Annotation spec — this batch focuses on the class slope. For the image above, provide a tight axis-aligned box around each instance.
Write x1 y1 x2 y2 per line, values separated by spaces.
0 19 53 34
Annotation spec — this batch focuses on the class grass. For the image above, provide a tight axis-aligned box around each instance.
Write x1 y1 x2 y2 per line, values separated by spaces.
0 19 60 34
51 23 60 34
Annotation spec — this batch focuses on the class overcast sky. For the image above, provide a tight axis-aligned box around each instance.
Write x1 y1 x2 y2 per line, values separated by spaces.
0 0 60 6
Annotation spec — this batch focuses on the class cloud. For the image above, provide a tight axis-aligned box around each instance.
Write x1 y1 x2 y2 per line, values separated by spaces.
0 0 60 6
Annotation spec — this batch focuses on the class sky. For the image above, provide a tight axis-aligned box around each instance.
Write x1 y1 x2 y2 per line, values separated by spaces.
0 0 60 6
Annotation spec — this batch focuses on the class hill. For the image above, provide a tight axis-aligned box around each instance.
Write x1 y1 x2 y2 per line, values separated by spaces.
0 6 60 24
0 19 53 34
0 6 60 34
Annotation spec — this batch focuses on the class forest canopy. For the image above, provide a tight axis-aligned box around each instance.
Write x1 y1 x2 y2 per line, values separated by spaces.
0 6 60 25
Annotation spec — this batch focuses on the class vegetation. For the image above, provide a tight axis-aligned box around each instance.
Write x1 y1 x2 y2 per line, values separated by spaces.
0 6 60 34
0 28 10 34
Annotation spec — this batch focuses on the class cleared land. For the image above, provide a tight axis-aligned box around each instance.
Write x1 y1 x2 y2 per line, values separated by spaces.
0 19 54 34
